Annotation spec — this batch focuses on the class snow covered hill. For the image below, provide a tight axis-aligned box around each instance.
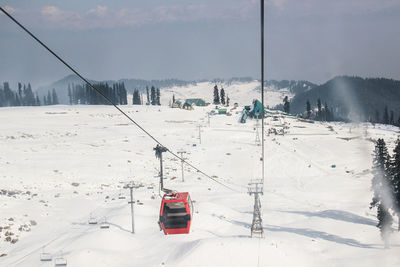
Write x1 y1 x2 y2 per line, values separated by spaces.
36 75 295 107
0 104 399 266
160 80 292 107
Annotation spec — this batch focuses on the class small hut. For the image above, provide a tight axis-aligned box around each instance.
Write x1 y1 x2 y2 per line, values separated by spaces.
182 102 193 110
172 100 182 108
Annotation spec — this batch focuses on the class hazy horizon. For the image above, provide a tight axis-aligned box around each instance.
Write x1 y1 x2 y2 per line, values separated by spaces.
1 0 400 88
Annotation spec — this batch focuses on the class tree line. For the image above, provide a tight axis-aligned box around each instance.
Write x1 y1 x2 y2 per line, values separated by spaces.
370 138 400 247
0 82 59 107
0 81 165 107
67 82 127 105
143 86 161 106
304 98 334 121
213 85 230 106
302 97 400 126
289 76 400 123
372 105 400 126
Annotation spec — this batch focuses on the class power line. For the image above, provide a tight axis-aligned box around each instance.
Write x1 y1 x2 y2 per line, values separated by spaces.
0 6 240 194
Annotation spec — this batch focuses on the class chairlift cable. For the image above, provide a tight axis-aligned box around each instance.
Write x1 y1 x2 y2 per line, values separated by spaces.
0 6 241 194
260 0 265 187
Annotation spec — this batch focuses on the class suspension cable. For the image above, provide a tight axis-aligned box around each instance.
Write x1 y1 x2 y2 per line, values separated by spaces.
261 0 265 186
0 6 241 193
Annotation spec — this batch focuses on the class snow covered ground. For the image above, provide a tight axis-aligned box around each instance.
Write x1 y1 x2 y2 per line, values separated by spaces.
0 104 399 267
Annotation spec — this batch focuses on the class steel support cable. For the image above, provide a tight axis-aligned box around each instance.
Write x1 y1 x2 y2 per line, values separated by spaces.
261 0 265 186
0 7 241 194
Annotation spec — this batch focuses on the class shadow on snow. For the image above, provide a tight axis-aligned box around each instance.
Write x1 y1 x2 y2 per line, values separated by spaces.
280 209 376 227
213 214 380 249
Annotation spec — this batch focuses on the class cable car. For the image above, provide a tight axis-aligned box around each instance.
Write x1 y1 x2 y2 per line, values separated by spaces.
159 192 193 235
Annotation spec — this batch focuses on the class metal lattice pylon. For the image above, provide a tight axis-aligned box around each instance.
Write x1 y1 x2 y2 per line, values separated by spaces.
248 180 264 238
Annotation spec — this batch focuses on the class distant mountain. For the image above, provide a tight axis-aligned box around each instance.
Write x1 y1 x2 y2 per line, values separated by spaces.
34 74 316 105
290 76 400 122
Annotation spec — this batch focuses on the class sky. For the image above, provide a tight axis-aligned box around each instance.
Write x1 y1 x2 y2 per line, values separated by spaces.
1 0 400 88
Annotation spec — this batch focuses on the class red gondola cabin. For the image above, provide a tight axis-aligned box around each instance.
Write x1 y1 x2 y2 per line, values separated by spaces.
159 192 193 235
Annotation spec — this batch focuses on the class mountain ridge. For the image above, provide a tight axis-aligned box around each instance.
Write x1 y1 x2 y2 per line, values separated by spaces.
289 76 400 122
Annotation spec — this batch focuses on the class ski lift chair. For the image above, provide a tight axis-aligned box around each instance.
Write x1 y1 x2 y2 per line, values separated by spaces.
88 213 97 225
100 217 110 229
40 252 52 262
40 246 52 262
118 190 126 199
159 192 193 235
54 257 67 266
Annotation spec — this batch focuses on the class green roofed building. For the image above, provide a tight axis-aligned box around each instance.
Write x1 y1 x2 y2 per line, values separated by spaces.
185 98 207 106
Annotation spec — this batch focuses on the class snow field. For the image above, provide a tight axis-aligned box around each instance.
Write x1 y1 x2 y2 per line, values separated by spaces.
0 104 399 266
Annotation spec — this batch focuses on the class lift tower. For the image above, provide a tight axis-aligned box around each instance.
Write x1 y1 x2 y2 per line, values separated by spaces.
248 180 264 237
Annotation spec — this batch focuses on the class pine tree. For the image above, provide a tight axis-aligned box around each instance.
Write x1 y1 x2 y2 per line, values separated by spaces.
324 102 330 121
377 203 393 248
383 106 389 125
121 82 128 105
283 96 290 114
18 83 22 104
47 91 52 105
226 95 230 106
213 85 220 104
3 82 13 106
172 94 175 104
375 110 380 124
0 88 4 107
26 83 35 106
317 99 322 120
35 94 41 106
220 88 225 105
150 86 156 105
391 138 400 231
52 88 59 105
306 100 311 119
132 89 141 105
390 110 394 125
15 94 21 106
370 138 393 246
146 86 150 105
68 84 72 105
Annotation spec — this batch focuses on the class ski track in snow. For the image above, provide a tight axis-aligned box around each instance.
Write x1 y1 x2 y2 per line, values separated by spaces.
0 104 399 267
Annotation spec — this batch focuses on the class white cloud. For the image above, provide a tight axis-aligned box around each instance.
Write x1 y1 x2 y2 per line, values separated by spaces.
41 6 82 29
2 5 16 15
41 6 66 21
88 5 108 17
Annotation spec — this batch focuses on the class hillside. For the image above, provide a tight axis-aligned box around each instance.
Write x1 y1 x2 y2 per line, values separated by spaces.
290 76 400 122
36 75 197 104
0 104 399 266
160 80 295 107
34 75 313 107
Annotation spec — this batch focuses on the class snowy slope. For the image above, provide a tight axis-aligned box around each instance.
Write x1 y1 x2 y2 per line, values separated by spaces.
160 81 292 107
0 104 399 267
